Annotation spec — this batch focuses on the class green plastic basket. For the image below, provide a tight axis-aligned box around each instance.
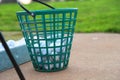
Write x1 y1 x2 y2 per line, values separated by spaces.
17 8 78 72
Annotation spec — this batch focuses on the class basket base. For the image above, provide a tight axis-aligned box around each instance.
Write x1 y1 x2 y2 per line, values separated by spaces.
33 65 68 72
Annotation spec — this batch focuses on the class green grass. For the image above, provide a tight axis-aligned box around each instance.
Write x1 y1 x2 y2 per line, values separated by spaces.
0 0 120 33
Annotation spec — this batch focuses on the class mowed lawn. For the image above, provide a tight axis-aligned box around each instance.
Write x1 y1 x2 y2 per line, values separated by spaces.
0 0 120 33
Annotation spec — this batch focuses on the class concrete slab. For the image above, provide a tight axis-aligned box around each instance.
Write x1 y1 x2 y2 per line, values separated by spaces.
0 33 120 80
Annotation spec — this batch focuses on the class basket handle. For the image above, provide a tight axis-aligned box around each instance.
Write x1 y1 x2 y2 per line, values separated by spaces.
17 0 55 17
0 32 25 80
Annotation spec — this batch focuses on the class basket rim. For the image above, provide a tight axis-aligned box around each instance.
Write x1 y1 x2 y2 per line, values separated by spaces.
16 8 78 15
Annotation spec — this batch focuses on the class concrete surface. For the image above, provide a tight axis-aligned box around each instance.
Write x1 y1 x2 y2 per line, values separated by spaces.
0 33 120 80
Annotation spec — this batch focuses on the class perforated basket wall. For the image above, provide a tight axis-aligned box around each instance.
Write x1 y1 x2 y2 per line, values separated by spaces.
17 8 78 72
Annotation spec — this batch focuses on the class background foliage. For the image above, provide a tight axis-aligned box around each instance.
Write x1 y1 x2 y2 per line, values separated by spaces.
0 0 120 33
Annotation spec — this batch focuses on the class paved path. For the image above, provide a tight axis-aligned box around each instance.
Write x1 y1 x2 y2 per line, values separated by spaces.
0 33 120 80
